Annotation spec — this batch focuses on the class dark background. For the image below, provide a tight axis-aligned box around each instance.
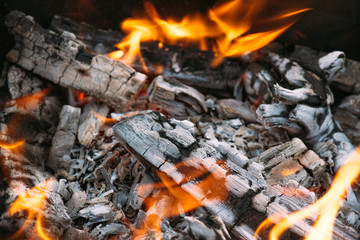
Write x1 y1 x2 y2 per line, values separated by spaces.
1 0 360 68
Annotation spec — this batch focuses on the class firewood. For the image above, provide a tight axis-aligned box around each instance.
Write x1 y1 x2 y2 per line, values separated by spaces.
5 11 147 112
147 75 207 117
48 15 241 92
77 102 109 148
48 105 81 171
113 112 359 239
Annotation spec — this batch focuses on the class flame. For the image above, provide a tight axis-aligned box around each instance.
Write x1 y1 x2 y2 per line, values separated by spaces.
0 140 26 150
11 88 51 112
109 0 310 67
135 159 228 238
94 112 118 124
254 146 360 240
8 178 55 240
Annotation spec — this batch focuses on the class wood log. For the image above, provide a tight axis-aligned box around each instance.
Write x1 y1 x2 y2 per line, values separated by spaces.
48 105 81 171
113 112 359 239
49 15 242 92
5 10 147 112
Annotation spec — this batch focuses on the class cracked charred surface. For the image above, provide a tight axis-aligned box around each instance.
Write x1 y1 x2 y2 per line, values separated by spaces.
113 111 359 239
4 10 147 112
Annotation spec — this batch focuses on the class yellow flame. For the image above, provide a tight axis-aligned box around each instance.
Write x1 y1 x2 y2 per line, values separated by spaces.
109 1 310 67
254 146 360 240
8 179 55 240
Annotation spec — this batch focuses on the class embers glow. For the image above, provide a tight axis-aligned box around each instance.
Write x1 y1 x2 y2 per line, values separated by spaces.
109 0 310 67
134 159 228 238
280 168 298 177
254 146 360 240
8 179 55 240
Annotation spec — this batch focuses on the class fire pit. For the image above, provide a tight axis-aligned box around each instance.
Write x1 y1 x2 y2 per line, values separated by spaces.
0 1 359 240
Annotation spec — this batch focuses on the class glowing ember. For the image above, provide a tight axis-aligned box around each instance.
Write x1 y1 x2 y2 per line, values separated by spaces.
254 146 360 240
135 159 228 238
280 168 298 177
8 178 55 240
109 1 310 67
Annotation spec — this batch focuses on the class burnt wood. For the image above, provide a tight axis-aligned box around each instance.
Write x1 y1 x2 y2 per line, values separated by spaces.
5 10 147 112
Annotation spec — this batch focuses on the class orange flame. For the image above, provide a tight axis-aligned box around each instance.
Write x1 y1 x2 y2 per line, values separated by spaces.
109 1 310 67
135 159 228 238
0 140 26 150
11 88 51 111
254 146 360 240
8 178 55 240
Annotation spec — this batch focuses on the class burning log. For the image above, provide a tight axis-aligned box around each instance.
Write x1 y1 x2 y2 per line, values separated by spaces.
5 10 147 112
49 15 241 92
113 111 359 239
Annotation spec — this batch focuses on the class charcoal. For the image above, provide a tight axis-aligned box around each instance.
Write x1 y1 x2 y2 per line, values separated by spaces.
147 75 207 117
78 204 114 227
77 102 109 148
112 112 360 239
48 105 81 171
217 99 258 123
318 51 346 81
90 223 129 240
334 94 360 146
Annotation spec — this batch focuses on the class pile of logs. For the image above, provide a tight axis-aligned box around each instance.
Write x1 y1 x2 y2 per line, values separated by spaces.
0 10 359 240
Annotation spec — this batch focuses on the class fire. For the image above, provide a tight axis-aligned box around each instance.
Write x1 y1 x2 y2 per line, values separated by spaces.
109 0 310 67
0 140 26 150
134 159 228 238
254 146 360 240
11 88 51 112
94 112 118 124
7 178 55 240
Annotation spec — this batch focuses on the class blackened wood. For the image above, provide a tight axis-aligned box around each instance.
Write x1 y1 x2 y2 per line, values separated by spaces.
147 75 207 117
5 11 147 112
48 15 242 91
334 94 360 146
50 15 124 54
217 99 258 123
113 112 359 239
